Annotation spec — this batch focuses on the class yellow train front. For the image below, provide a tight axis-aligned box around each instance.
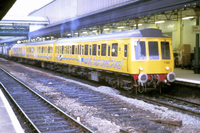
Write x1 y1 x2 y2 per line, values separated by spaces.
54 28 175 93
10 28 176 94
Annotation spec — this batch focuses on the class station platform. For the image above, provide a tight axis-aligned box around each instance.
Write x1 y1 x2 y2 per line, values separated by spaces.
174 68 200 87
0 89 24 133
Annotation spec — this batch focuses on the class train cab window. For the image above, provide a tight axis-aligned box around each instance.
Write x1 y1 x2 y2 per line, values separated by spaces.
92 44 97 56
85 44 88 55
135 41 146 60
148 41 159 60
161 42 170 59
112 43 118 57
124 45 127 57
98 45 100 56
101 44 106 56
72 45 75 55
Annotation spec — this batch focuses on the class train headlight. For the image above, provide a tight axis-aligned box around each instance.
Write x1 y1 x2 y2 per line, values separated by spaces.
139 67 143 71
167 72 176 82
166 66 169 71
138 72 148 83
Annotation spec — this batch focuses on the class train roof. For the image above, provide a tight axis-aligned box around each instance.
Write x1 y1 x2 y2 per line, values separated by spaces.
12 28 170 47
56 28 170 44
12 40 55 47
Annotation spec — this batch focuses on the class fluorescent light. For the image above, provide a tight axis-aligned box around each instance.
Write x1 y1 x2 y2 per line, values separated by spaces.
155 21 165 24
83 32 87 34
117 26 124 29
104 28 109 31
134 24 142 26
67 34 71 36
92 30 97 32
182 16 194 20
75 33 78 35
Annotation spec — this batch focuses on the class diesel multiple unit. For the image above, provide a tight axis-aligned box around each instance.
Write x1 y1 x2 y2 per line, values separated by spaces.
0 28 176 94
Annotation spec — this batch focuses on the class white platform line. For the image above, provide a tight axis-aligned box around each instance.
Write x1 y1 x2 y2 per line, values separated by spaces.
0 89 24 133
176 78 200 85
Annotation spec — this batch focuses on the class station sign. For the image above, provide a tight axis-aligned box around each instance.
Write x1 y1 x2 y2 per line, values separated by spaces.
192 26 200 33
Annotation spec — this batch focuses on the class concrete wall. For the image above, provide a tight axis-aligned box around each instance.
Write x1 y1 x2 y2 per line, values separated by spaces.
31 0 136 24
77 0 136 16
31 0 78 23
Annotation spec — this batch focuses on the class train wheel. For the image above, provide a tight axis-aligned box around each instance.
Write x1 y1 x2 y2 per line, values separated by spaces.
111 80 117 89
127 88 134 94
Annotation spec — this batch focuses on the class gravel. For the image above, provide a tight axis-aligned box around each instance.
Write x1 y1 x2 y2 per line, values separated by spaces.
1 59 200 133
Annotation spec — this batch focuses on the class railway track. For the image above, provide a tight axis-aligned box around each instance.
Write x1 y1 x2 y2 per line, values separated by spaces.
0 67 93 133
134 94 200 117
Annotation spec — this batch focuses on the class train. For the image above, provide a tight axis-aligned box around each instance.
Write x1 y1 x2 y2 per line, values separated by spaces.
0 28 176 94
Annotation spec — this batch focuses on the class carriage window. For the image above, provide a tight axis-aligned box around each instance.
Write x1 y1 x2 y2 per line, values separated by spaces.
112 43 118 57
135 41 146 60
85 44 88 55
59 46 62 54
62 46 64 54
75 46 78 55
79 45 81 55
101 44 106 56
50 47 53 53
161 42 170 59
89 45 92 55
124 45 127 57
82 45 84 55
108 45 110 56
149 41 159 60
78 45 80 55
98 45 100 56
72 45 75 55
48 46 50 53
39 47 41 53
64 46 67 54
69 46 71 54
92 44 97 56
42 47 44 53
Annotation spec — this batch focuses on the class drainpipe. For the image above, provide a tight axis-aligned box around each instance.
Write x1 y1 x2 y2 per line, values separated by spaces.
135 19 139 29
194 7 200 74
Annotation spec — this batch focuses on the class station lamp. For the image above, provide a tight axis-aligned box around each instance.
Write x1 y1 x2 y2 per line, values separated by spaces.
155 21 165 24
182 16 194 20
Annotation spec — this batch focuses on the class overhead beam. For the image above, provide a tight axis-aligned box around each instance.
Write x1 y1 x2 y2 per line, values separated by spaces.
0 0 16 20
29 0 200 38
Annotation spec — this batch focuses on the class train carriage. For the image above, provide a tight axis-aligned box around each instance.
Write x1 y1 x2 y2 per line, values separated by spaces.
53 28 175 93
9 28 176 94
